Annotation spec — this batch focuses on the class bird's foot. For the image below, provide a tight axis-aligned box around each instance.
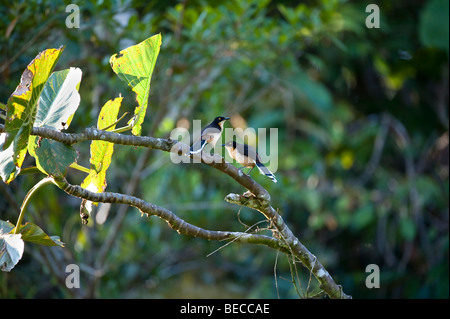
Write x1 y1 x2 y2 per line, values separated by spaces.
243 190 256 198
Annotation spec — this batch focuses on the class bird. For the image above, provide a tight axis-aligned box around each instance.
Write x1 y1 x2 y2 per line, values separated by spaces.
188 116 230 155
222 141 277 183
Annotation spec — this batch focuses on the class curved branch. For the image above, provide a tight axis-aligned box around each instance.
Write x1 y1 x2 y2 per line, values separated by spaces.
0 124 351 299
225 193 351 299
52 176 286 252
1 124 270 200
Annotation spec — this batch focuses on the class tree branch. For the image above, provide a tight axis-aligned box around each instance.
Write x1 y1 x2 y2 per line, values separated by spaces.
0 124 270 200
224 193 351 299
0 123 351 298
52 176 286 252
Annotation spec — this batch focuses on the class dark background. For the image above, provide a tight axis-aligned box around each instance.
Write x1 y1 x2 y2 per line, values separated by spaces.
0 0 448 298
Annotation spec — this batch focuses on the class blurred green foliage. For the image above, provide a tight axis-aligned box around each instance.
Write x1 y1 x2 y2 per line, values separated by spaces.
0 0 448 298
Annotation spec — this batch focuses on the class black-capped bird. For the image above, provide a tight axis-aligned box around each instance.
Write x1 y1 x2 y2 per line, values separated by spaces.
188 116 230 155
222 141 277 183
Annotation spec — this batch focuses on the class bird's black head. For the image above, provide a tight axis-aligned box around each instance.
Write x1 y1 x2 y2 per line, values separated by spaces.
213 116 230 123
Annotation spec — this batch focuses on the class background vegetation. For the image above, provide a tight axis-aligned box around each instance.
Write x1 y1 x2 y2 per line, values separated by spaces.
0 0 448 298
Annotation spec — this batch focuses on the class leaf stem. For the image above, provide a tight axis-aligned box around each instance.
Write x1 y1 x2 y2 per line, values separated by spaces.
108 113 137 133
99 112 129 131
18 166 44 176
108 124 133 134
14 177 54 234
69 162 90 174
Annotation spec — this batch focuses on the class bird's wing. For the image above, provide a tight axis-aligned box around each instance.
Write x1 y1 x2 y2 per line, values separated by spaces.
201 126 222 146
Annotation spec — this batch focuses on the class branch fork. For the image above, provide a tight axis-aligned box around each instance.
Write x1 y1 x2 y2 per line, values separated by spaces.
0 123 351 298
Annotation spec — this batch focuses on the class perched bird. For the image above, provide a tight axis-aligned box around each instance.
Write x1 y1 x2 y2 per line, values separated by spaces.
188 116 230 155
222 141 277 183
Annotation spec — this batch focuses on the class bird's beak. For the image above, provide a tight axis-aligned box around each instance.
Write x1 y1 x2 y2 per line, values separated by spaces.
224 117 230 120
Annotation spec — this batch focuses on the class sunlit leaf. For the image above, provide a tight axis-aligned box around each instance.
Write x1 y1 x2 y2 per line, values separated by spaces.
340 150 354 170
81 97 122 193
3 47 64 178
0 233 24 272
18 222 64 247
33 67 82 130
26 67 82 177
110 34 161 136
0 220 15 234
0 133 19 184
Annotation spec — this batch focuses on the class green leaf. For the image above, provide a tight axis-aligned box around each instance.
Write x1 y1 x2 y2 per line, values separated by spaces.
33 68 82 130
0 220 15 234
110 34 161 136
419 0 449 55
0 133 19 184
28 138 77 177
26 67 82 177
3 47 64 178
0 233 24 272
81 97 122 193
18 222 64 247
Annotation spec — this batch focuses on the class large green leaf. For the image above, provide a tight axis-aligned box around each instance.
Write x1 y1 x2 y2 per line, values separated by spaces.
0 232 24 272
0 133 19 184
33 67 82 130
0 220 15 234
27 67 82 177
18 222 64 247
81 97 122 193
0 220 63 272
28 138 77 177
3 47 64 179
110 34 161 136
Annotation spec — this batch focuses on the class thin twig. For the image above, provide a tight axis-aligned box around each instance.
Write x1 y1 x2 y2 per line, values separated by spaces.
274 249 280 299
206 219 269 257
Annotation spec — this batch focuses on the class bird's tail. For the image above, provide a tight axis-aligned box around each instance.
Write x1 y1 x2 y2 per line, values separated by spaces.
255 160 277 183
187 139 207 156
